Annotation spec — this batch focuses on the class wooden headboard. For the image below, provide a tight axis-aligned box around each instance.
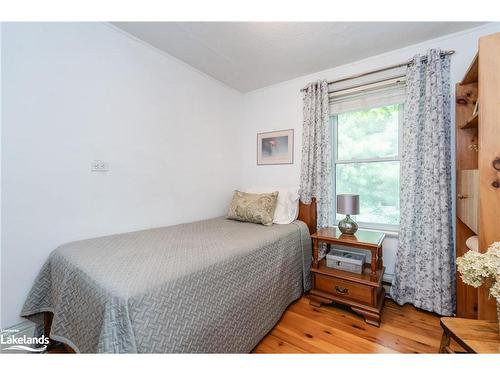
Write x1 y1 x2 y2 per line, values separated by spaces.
298 197 317 235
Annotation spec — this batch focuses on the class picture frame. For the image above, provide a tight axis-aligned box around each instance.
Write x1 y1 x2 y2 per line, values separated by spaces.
257 129 294 165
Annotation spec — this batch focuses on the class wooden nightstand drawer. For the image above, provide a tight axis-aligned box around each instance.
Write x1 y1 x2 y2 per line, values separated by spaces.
315 274 373 305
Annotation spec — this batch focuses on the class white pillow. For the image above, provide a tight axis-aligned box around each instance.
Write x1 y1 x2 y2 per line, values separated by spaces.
245 187 300 224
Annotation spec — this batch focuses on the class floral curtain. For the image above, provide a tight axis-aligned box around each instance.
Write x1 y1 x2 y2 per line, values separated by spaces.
300 80 332 243
391 50 455 316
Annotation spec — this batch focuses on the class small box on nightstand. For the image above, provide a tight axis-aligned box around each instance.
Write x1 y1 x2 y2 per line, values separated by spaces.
326 249 365 274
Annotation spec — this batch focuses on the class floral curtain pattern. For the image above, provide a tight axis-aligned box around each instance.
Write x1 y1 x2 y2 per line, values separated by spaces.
300 80 332 250
390 50 455 316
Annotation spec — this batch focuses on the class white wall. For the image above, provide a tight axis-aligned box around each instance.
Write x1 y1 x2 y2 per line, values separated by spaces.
0 22 243 329
239 23 500 280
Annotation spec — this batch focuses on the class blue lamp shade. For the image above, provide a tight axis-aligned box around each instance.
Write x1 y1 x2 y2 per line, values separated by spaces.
336 194 360 215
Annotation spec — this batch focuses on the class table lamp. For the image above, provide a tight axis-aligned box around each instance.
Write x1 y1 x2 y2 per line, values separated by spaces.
337 194 360 235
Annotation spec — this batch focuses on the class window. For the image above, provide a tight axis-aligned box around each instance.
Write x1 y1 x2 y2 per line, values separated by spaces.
331 103 402 231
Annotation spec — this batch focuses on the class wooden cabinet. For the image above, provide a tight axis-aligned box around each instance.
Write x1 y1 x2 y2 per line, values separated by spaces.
455 32 500 320
457 169 479 234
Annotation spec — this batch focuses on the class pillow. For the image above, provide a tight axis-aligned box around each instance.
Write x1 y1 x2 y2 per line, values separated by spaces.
227 190 279 226
245 187 300 224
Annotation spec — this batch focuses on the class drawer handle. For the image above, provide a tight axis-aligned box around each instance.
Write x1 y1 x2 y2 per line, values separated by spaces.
335 286 349 295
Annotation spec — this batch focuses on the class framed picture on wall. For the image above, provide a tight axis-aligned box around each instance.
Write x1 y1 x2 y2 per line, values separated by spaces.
257 129 294 165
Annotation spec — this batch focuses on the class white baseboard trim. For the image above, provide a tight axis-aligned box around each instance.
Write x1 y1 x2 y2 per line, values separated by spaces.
383 273 394 284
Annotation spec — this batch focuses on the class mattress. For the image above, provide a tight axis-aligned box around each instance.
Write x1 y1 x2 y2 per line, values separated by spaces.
21 217 311 353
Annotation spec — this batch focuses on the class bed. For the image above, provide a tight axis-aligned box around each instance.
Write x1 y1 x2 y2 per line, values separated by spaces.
20 200 316 353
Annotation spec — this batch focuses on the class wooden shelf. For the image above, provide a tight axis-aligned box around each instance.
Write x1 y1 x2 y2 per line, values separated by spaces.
462 53 478 84
456 33 500 321
456 49 480 320
311 260 384 287
460 113 478 129
311 228 385 250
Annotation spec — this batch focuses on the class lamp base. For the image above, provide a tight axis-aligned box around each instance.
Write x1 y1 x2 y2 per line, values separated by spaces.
338 214 358 235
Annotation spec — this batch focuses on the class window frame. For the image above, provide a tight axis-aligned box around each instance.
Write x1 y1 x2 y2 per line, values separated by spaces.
331 102 403 233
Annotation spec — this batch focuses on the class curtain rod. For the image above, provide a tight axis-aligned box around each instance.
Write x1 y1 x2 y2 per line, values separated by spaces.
301 50 455 92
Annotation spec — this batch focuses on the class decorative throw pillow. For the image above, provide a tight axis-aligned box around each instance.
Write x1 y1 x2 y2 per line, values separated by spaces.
245 187 300 224
227 190 279 226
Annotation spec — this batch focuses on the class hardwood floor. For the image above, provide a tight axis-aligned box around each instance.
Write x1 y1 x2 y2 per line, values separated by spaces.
252 296 443 354
48 296 444 354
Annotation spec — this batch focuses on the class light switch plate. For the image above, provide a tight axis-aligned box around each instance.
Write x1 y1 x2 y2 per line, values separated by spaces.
91 160 109 172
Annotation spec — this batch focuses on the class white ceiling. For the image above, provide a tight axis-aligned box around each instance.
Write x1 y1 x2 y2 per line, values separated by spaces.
113 22 485 92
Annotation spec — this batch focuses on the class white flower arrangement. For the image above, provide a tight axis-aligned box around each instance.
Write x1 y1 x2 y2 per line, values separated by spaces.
456 241 500 302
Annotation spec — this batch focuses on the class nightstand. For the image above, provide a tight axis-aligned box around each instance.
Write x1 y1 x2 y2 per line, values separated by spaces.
309 228 386 326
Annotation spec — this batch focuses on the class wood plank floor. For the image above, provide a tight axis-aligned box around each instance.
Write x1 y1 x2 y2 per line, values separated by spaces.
252 296 444 354
48 296 445 354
